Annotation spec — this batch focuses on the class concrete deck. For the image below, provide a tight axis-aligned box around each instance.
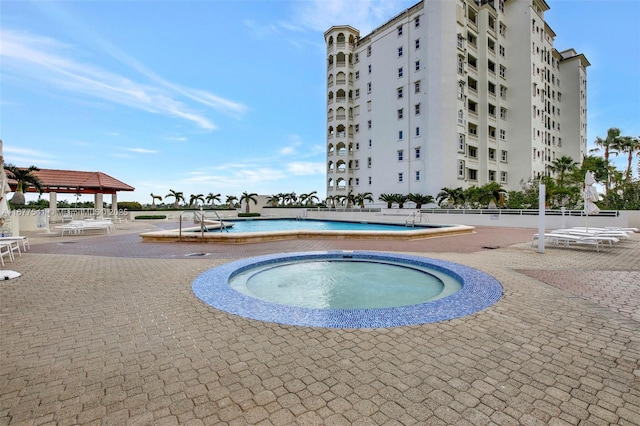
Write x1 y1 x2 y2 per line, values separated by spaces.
1 220 639 425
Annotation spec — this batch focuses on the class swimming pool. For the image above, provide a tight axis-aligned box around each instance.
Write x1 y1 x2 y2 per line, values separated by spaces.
211 219 446 233
139 218 474 243
192 251 503 328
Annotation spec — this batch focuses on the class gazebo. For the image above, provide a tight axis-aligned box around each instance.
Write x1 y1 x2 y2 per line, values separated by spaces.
7 168 135 219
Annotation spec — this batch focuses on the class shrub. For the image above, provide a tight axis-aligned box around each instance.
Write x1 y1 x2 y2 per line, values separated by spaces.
238 213 260 218
135 215 166 220
118 201 142 210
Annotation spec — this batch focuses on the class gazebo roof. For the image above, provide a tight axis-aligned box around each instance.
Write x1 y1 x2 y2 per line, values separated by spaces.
8 168 135 195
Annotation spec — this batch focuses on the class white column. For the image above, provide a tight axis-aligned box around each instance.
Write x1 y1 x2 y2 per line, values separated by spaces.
112 193 118 215
538 184 545 254
49 192 58 220
94 193 104 217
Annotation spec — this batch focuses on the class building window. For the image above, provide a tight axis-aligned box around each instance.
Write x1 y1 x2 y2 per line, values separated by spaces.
368 64 372 73
458 160 465 178
367 82 372 93
355 178 360 185
499 45 505 57
398 47 403 57
489 170 496 182
415 147 421 159
355 88 360 97
415 126 420 136
355 71 360 80
488 60 496 74
469 123 477 135
489 148 496 160
488 82 496 94
457 34 464 49
501 150 507 162
367 120 371 129
488 104 496 117
415 81 421 93
398 67 403 78
458 56 464 74
499 22 506 36
415 38 420 49
397 109 404 119
500 85 507 99
355 124 360 133
468 145 477 158
397 25 403 36
355 142 360 150
415 104 421 115
458 110 464 125
367 157 372 167
415 16 420 27
367 46 371 56
468 168 477 181
501 171 507 183
397 87 403 98
488 126 496 138
398 130 403 140
354 52 359 62
398 150 404 161
499 65 506 79
415 60 420 71
487 38 495 52
415 171 421 181
354 159 360 169
398 172 404 182
367 100 371 111
500 107 507 120
500 129 506 141
458 134 465 152
368 139 372 147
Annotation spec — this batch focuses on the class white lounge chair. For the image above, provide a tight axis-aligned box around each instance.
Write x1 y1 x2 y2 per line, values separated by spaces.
532 233 619 252
0 240 20 265
0 236 29 251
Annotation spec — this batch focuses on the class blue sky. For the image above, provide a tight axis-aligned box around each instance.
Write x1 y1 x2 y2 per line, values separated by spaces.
2 0 639 204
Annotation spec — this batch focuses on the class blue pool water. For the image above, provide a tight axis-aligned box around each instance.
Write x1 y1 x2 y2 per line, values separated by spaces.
210 219 444 233
192 251 503 328
229 258 462 309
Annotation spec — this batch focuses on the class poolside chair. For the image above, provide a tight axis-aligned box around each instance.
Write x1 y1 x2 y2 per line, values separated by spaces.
0 236 29 252
532 233 619 252
0 240 20 266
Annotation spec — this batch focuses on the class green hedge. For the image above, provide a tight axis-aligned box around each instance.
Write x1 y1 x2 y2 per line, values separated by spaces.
135 215 167 220
237 213 261 218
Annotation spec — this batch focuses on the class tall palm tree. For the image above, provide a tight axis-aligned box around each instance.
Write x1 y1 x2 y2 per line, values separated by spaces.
548 155 577 190
325 195 337 208
165 189 184 209
206 192 221 207
150 193 163 210
266 194 280 207
225 195 238 208
4 164 44 206
355 192 373 208
239 191 258 214
343 190 357 208
591 127 622 195
617 136 640 180
189 193 205 207
407 193 434 209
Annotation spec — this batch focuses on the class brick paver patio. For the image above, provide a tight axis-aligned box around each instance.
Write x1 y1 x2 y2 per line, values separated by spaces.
1 220 639 425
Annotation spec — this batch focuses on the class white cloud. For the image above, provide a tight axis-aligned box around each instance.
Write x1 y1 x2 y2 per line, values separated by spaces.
124 148 158 154
0 29 249 131
287 162 326 176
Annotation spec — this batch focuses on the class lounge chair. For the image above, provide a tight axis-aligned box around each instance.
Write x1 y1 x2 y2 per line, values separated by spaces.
0 240 20 266
532 233 619 252
55 220 113 236
0 236 29 252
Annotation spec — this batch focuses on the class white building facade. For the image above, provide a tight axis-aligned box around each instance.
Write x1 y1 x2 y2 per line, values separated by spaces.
324 0 589 202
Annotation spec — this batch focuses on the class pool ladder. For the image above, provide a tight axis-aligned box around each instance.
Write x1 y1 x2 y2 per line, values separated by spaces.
179 210 228 242
405 211 421 227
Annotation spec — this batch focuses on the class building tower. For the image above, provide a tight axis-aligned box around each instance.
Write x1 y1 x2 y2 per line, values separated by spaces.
324 0 588 205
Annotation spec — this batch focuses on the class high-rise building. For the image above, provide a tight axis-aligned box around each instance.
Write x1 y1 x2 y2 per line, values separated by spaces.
324 0 589 203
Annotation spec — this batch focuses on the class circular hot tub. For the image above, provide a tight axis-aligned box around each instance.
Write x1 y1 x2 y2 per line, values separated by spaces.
192 251 502 328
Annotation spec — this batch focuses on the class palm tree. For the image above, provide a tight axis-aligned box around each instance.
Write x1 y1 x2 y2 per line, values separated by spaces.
325 195 337 208
394 193 408 209
549 156 578 190
239 191 258 214
343 190 358 208
225 195 238 208
4 164 44 206
476 183 507 208
189 193 205 207
355 192 374 208
407 193 434 209
378 193 396 208
150 193 163 210
283 192 297 206
206 192 221 207
300 191 319 206
266 194 281 207
591 127 622 195
165 189 185 209
436 187 465 208
617 135 640 180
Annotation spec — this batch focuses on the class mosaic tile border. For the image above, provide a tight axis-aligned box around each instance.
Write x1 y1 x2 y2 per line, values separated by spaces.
192 251 503 328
